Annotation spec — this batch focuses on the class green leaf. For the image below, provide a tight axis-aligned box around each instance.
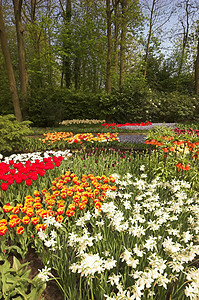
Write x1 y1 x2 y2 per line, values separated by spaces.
4 245 23 257
0 260 10 274
12 257 21 272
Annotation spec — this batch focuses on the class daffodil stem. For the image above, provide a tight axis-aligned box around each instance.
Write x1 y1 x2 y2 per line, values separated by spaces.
90 279 94 300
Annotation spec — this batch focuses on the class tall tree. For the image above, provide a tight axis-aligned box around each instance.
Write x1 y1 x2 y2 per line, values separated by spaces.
23 0 43 89
177 0 190 78
113 0 119 78
143 0 155 78
13 0 28 112
141 0 173 78
106 0 112 94
0 1 23 121
59 0 72 88
194 24 199 94
119 0 127 87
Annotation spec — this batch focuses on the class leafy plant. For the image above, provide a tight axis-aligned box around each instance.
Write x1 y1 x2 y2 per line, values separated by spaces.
0 255 46 299
0 115 32 154
146 125 174 140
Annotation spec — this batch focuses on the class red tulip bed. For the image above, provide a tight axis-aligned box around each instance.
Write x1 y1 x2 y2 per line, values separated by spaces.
0 156 63 191
101 121 152 129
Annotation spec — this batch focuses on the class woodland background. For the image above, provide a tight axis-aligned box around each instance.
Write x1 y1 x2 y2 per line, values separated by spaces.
0 0 199 126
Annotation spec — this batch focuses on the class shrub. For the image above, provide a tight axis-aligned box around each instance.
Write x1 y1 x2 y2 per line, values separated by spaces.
99 88 198 123
0 114 32 154
155 92 198 122
25 88 66 127
25 88 101 127
99 77 159 123
24 83 198 125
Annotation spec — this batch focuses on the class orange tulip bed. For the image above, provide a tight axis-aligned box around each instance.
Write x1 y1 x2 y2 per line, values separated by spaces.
0 171 116 237
41 132 119 145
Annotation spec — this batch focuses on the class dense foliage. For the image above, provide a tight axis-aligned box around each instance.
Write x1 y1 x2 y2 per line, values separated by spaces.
0 1 199 124
23 87 199 126
0 115 32 154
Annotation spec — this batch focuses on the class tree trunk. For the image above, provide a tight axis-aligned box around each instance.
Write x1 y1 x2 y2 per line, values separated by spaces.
120 0 127 88
178 0 189 78
106 0 112 94
63 0 72 88
30 0 42 88
195 38 199 94
13 0 28 114
46 0 53 86
113 0 119 75
144 0 155 78
74 56 80 90
0 2 23 121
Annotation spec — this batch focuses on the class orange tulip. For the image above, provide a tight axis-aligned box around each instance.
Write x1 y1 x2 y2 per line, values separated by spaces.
33 203 42 209
184 164 190 171
12 206 20 214
26 208 34 217
56 215 64 223
34 197 41 203
79 203 86 210
47 210 54 217
0 225 7 236
9 215 21 225
36 224 47 231
67 191 73 197
9 219 17 228
21 216 30 225
68 204 76 211
66 210 75 217
40 210 48 218
16 225 25 235
34 191 40 197
31 217 40 225
57 208 64 215
95 202 102 210
0 219 8 226
110 177 115 183
3 204 13 213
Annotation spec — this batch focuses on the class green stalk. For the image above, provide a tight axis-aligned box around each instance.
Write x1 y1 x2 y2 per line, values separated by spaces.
90 278 95 300
49 277 68 298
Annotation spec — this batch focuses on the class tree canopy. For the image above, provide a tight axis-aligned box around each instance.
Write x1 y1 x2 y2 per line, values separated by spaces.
0 0 199 122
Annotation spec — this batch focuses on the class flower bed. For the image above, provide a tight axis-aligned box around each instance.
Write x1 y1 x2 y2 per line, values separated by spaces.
60 119 105 125
174 127 199 136
1 162 199 299
145 135 199 171
0 123 199 299
40 132 119 145
0 150 72 191
0 172 116 237
101 121 152 129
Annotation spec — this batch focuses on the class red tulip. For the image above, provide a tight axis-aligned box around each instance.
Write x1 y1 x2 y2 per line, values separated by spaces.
1 182 9 191
25 179 32 186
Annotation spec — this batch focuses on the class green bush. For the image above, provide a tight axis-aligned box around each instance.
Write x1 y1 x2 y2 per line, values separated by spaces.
25 88 66 127
99 85 198 123
156 92 198 122
0 114 32 154
24 81 199 125
99 75 159 123
25 88 101 127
